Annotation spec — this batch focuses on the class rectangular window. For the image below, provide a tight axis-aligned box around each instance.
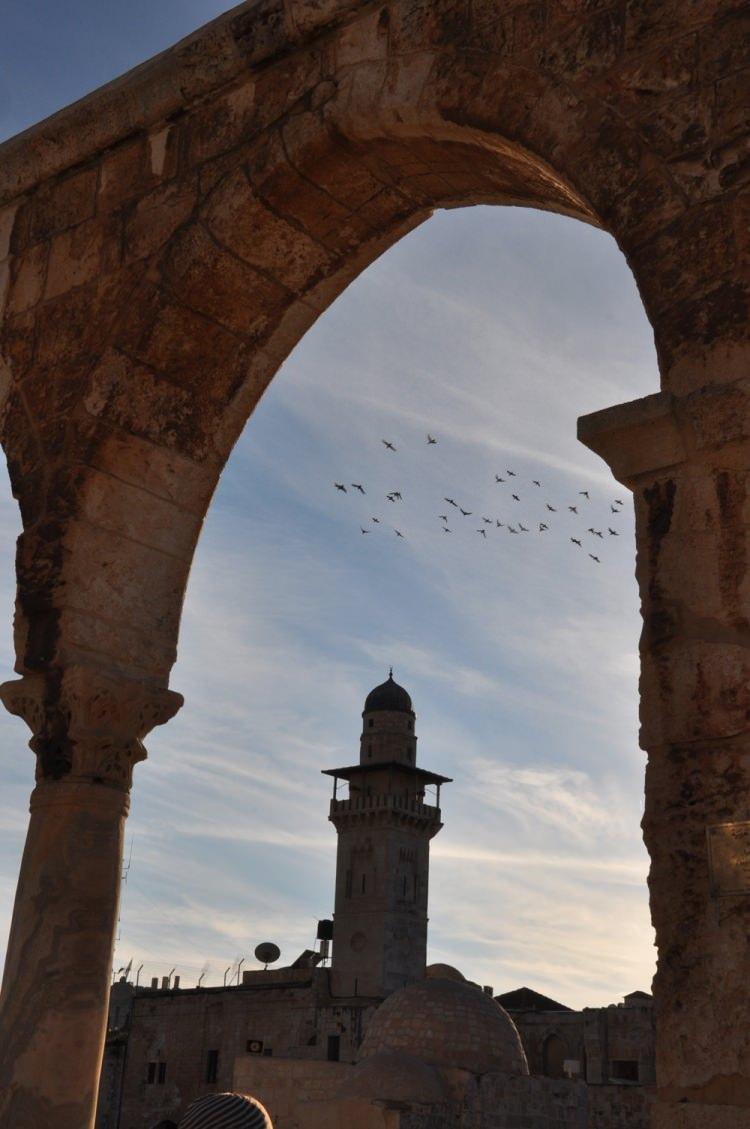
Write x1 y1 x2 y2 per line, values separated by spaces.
361 873 367 894
327 1035 341 1062
611 1060 639 1082
157 1062 167 1084
146 1062 156 1084
206 1049 219 1083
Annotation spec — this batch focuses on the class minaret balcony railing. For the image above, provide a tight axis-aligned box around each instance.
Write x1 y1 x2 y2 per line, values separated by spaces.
330 793 440 819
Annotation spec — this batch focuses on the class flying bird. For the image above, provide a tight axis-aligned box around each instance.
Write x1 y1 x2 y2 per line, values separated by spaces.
427 434 437 444
506 470 517 476
539 523 548 532
519 523 529 532
360 527 369 534
495 475 505 483
579 490 590 499
512 494 520 501
442 526 452 533
445 497 458 507
571 537 582 547
394 529 404 538
508 526 519 534
372 518 380 523
351 483 366 494
391 491 402 500
496 520 505 528
386 494 396 502
334 483 347 492
608 528 619 536
439 515 448 522
477 529 487 538
611 505 619 513
459 508 472 517
482 517 492 524
382 440 396 451
568 505 578 514
589 554 601 563
546 504 557 512
532 480 541 487
614 499 624 505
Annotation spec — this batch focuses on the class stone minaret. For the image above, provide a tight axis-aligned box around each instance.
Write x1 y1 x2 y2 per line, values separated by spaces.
323 672 451 998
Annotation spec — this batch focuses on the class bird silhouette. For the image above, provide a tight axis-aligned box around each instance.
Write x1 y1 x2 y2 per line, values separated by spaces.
360 527 369 534
506 470 517 476
496 520 505 528
351 483 366 494
571 537 582 547
508 526 519 534
539 522 548 532
568 505 578 514
372 518 380 523
391 491 402 500
394 529 404 538
442 526 452 533
614 499 624 505
477 529 487 538
532 480 541 487
334 483 347 492
439 515 448 522
445 497 458 507
579 490 590 499
608 528 619 536
610 505 619 513
382 440 396 451
459 508 472 517
512 494 520 501
386 494 396 502
587 527 595 534
589 554 601 563
594 530 604 538
546 504 557 512
495 475 505 483
519 523 529 532
427 434 437 444
482 517 492 524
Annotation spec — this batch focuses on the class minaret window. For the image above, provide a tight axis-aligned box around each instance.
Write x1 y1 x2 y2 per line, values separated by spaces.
368 719 374 728
361 874 367 894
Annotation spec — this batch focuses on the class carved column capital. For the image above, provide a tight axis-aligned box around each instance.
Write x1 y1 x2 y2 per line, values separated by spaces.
0 665 183 791
578 380 750 486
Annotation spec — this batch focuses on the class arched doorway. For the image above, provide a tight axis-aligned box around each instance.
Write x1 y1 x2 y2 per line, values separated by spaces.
543 1033 567 1079
0 3 745 1128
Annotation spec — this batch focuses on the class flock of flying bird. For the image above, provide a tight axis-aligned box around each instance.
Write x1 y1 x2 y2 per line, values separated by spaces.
333 435 626 564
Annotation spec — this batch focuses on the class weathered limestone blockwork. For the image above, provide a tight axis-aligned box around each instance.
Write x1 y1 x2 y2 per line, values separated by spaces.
0 1 746 1125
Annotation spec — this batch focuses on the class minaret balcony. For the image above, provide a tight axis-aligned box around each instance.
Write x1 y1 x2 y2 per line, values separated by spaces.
329 791 442 829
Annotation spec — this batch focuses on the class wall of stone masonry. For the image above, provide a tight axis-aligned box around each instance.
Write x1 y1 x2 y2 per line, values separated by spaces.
587 1084 652 1129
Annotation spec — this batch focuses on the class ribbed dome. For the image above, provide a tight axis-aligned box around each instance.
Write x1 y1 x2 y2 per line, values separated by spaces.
179 1093 272 1129
359 978 529 1076
364 671 413 714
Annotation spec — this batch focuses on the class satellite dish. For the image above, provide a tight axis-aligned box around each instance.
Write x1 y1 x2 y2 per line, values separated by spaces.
254 942 281 969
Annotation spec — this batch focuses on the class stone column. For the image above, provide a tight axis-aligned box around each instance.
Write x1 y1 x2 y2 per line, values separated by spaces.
579 385 750 1129
0 664 181 1129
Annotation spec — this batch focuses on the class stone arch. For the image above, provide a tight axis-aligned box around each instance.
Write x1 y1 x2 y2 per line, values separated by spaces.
0 2 747 1127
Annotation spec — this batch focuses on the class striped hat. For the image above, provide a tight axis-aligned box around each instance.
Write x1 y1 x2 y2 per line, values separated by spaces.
179 1093 273 1129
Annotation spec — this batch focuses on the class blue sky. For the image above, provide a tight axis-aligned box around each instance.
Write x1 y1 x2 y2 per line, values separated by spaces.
0 3 660 1007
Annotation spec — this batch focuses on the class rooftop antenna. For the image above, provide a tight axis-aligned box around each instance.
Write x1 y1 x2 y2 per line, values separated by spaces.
223 965 232 986
135 964 143 987
254 942 281 971
236 957 245 985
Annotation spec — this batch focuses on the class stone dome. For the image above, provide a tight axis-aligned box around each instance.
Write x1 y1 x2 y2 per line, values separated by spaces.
364 671 413 714
179 1092 272 1129
337 1051 448 1104
359 977 529 1076
426 962 466 982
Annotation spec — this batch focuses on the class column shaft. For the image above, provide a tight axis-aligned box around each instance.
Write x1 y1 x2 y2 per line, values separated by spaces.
0 782 128 1128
